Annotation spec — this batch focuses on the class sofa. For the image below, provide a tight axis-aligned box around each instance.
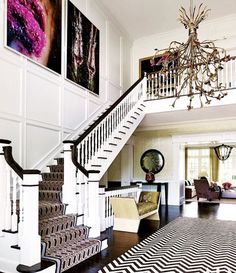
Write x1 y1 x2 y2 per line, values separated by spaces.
111 191 160 233
185 180 196 199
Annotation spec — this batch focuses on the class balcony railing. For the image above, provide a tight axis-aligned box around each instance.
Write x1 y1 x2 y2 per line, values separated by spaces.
146 56 236 101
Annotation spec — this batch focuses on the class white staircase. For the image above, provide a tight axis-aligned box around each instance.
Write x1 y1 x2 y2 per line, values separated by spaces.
62 76 147 237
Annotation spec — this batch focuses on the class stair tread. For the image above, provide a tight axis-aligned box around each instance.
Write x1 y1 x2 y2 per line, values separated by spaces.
39 214 76 224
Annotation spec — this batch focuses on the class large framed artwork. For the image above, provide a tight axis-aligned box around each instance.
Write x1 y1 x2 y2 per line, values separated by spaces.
139 52 170 78
67 0 100 95
6 0 62 74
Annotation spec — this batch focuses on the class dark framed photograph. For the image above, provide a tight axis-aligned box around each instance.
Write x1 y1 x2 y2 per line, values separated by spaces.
6 0 62 74
66 0 100 95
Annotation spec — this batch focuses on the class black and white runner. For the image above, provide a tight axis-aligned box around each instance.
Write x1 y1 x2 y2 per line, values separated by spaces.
99 217 236 273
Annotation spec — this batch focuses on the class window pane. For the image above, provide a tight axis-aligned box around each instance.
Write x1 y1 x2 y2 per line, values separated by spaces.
187 148 210 180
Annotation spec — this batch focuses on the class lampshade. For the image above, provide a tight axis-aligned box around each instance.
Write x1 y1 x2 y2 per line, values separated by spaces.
214 144 233 161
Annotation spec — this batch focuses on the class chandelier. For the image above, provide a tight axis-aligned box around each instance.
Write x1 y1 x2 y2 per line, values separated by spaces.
214 144 233 162
152 0 230 110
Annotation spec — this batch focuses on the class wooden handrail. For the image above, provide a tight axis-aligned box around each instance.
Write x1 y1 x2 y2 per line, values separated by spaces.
3 146 40 179
0 139 11 145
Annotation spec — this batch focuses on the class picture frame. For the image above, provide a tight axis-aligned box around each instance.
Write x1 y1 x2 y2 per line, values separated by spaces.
139 51 178 90
139 51 170 78
66 0 100 95
6 0 62 75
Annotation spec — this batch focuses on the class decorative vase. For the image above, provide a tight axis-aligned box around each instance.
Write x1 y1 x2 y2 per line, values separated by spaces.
145 172 155 183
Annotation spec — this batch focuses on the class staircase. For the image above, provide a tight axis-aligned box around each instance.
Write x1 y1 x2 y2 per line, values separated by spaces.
39 158 101 273
0 76 147 273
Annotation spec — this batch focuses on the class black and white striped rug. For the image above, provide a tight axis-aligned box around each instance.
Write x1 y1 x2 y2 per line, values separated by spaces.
99 217 236 273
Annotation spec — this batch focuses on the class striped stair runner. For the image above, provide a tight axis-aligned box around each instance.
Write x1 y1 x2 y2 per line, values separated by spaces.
39 158 101 273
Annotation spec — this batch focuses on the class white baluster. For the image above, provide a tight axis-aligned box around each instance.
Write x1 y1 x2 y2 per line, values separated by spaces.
11 171 18 232
229 59 233 88
225 61 229 89
18 178 23 247
5 165 11 230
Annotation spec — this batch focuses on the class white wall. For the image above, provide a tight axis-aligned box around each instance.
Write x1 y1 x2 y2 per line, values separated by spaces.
0 0 132 168
132 13 236 81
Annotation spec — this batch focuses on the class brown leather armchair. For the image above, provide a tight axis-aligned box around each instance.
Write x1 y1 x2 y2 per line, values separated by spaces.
194 179 221 201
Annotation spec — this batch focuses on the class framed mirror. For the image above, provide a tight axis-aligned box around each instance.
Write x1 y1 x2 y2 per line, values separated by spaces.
140 149 165 174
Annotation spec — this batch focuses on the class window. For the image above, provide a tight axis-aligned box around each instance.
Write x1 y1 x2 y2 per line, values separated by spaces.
186 148 210 181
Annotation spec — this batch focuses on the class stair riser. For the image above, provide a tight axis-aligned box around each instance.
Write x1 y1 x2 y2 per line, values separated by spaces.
39 191 62 203
41 173 64 181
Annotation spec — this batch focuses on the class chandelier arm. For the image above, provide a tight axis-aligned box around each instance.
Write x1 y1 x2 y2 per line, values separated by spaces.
195 7 210 26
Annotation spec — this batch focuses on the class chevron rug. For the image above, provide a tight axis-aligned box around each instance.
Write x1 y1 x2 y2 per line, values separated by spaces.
99 217 236 273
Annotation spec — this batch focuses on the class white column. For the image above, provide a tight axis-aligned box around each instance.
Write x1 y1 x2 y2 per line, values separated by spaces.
20 172 41 266
0 140 11 235
86 173 100 237
99 187 106 232
63 142 77 214
142 72 147 99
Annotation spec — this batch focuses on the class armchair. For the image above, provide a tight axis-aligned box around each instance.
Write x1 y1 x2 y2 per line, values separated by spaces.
194 179 221 201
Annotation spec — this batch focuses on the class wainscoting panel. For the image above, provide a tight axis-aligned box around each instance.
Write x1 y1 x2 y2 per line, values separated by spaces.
63 88 87 130
87 0 107 78
0 117 21 163
107 23 121 89
107 82 121 103
26 124 60 168
26 71 61 126
0 58 22 116
88 99 100 118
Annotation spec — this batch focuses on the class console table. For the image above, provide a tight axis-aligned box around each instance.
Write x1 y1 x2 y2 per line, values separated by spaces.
131 182 168 205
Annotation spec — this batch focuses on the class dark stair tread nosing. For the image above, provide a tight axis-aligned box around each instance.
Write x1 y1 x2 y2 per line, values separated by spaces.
134 111 140 115
118 131 126 134
2 229 18 234
109 143 117 146
131 116 137 120
103 149 112 152
11 244 20 250
127 121 134 124
138 107 144 111
91 164 102 167
114 137 121 140
123 126 130 129
140 103 146 107
97 157 107 159
17 259 56 273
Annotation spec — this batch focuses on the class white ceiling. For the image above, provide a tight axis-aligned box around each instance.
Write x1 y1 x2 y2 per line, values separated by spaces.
100 0 236 40
138 103 236 132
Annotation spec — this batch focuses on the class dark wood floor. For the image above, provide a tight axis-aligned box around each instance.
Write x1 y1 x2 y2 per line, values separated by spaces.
65 201 236 273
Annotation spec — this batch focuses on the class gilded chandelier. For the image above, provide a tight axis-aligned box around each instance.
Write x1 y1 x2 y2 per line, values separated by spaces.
153 1 230 110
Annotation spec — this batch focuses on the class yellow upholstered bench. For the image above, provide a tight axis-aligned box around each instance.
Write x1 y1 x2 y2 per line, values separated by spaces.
111 191 160 233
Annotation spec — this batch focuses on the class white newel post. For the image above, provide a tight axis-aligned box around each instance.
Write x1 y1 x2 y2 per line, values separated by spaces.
0 139 11 235
20 172 41 267
63 142 77 214
99 187 106 232
86 174 100 237
143 72 147 99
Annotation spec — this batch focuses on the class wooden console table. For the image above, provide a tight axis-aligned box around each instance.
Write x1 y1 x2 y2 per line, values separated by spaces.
131 182 168 205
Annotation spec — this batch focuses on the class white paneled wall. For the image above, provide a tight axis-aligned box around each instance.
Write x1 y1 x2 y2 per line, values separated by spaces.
0 0 132 169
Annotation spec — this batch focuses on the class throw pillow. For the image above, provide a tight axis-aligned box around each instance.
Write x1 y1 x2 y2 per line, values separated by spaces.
222 182 232 190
